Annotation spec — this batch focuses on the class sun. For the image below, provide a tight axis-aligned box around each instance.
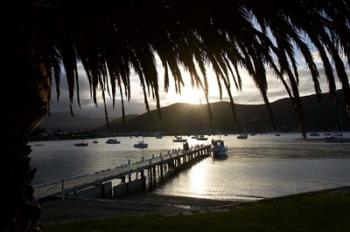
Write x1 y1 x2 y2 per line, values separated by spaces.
169 87 205 104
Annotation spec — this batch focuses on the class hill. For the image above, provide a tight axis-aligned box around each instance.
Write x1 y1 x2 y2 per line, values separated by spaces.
40 112 115 130
98 91 350 133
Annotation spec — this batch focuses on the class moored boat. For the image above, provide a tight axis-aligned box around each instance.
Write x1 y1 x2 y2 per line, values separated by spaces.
237 134 248 139
106 138 120 144
212 140 228 159
197 135 208 141
33 144 44 147
134 141 148 148
309 132 320 137
325 134 350 143
173 136 187 142
74 141 88 147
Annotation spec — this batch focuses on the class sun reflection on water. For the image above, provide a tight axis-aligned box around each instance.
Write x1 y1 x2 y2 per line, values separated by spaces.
188 161 208 197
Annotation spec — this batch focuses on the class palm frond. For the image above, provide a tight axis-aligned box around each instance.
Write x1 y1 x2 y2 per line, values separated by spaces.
9 0 350 135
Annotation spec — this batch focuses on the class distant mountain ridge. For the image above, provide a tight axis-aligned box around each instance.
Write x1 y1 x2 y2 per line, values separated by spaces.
98 91 350 133
40 112 115 130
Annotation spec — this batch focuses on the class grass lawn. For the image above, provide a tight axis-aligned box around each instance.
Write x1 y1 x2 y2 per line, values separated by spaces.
45 189 350 232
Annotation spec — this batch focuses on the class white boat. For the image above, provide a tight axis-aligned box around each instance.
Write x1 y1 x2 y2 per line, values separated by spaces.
212 140 228 159
106 138 120 144
173 136 187 142
237 134 248 139
197 135 208 141
134 141 148 148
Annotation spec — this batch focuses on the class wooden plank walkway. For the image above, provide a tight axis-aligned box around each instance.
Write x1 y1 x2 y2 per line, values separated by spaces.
34 144 211 199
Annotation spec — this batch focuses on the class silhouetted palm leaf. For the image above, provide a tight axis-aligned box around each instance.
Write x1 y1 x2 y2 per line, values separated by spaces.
7 0 350 135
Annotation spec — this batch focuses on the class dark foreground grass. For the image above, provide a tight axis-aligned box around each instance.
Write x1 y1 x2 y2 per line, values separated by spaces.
45 189 350 232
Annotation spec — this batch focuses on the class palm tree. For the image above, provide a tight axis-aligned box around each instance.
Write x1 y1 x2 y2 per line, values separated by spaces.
1 0 349 231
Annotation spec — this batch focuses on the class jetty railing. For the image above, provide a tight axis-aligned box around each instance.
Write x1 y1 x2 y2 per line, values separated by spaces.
34 144 212 199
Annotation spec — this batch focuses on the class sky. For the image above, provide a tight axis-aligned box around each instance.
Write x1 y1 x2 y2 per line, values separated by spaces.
50 52 349 118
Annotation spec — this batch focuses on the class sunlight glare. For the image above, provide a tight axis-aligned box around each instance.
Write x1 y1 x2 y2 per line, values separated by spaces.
168 87 205 105
188 162 208 196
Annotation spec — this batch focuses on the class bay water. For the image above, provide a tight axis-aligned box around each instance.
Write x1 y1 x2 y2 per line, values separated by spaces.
30 133 350 201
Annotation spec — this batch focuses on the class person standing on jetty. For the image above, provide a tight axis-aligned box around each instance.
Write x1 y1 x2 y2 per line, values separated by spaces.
183 142 190 151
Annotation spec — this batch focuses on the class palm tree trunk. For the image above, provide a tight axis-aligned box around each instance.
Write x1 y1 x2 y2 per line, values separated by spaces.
1 137 41 232
1 55 50 231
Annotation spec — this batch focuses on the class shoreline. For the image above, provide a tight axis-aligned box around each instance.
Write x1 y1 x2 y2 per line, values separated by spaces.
41 186 350 225
40 192 242 224
30 131 350 143
43 186 350 232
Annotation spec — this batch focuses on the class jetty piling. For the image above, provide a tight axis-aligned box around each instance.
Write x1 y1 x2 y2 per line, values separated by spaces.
61 179 65 201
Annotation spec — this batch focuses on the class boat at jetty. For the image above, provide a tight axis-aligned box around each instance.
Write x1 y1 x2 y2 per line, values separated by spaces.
237 134 248 139
134 141 148 148
212 140 228 159
173 136 187 142
106 138 120 144
74 141 88 147
197 135 208 141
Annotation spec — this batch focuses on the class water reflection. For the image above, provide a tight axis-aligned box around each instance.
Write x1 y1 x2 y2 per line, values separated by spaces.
155 157 350 200
188 161 208 197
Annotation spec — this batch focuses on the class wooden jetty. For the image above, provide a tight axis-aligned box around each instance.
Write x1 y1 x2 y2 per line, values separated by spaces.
34 144 211 200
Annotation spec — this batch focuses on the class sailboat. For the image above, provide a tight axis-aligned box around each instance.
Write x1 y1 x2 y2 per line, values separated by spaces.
237 134 248 139
134 137 148 148
74 140 88 147
134 141 148 148
106 138 120 144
